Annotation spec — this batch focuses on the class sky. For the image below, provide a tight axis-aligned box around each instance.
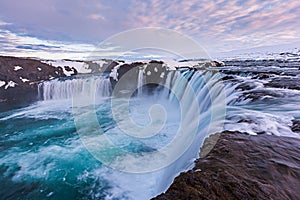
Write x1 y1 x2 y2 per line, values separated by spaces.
0 0 299 59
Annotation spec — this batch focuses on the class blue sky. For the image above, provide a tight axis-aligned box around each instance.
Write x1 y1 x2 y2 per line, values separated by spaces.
0 0 299 59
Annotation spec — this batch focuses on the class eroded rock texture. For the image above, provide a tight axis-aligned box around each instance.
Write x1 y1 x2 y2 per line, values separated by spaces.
154 131 300 200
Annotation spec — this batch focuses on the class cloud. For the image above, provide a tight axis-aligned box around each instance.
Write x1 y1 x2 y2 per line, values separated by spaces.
15 44 60 50
0 0 130 42
128 0 300 52
0 27 126 59
87 14 106 21
0 0 299 58
0 20 11 26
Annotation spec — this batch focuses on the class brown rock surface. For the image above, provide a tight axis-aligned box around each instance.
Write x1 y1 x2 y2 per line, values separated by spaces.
0 56 65 110
154 131 300 200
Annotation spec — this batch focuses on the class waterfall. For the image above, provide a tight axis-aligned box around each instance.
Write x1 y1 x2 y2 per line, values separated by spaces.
137 69 144 97
37 68 231 198
38 76 112 101
155 69 228 194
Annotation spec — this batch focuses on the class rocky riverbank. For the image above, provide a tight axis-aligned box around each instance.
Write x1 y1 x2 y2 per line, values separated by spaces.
153 131 300 200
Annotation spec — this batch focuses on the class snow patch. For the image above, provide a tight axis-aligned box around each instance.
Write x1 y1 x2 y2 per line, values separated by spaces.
62 67 74 76
20 77 30 83
5 81 17 89
0 80 5 88
109 65 121 81
162 59 210 70
94 60 108 68
42 60 91 74
14 66 23 71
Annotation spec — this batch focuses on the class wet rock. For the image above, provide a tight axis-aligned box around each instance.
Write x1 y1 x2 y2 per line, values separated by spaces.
145 60 168 92
265 77 300 90
154 131 300 200
221 75 236 81
110 61 169 95
211 60 225 67
241 89 283 101
251 73 273 79
237 119 254 123
291 120 300 132
109 62 144 96
236 81 258 91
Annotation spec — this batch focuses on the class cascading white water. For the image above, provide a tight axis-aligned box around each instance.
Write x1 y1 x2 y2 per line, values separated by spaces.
38 76 112 101
153 69 228 194
137 69 144 97
36 69 231 199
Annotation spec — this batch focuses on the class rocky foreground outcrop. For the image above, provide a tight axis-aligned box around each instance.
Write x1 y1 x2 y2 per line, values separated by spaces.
154 131 300 200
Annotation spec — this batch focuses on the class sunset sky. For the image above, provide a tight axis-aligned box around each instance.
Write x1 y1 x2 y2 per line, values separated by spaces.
0 0 299 59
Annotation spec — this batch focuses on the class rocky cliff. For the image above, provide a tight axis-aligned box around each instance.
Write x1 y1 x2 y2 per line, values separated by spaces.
0 56 65 110
153 131 300 200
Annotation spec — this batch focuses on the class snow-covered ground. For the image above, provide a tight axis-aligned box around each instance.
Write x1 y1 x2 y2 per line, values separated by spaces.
42 60 91 75
212 42 300 61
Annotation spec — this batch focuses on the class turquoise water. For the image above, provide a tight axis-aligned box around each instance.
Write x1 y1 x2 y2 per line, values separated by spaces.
0 70 228 199
0 94 182 199
0 100 107 199
2 68 299 200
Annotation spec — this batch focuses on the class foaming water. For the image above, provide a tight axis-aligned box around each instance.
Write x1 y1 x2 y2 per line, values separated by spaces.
225 95 300 138
38 75 112 101
0 69 231 199
137 69 144 97
3 66 298 199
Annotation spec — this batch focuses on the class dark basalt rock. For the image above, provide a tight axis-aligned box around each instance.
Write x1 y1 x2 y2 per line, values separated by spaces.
101 60 119 73
149 60 164 64
71 67 78 75
239 89 284 102
109 62 144 96
144 60 167 92
291 120 300 132
110 61 169 96
265 77 300 90
64 66 73 72
251 73 273 79
236 81 258 91
0 56 66 110
62 66 77 75
221 75 236 81
154 131 300 200
211 60 225 67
